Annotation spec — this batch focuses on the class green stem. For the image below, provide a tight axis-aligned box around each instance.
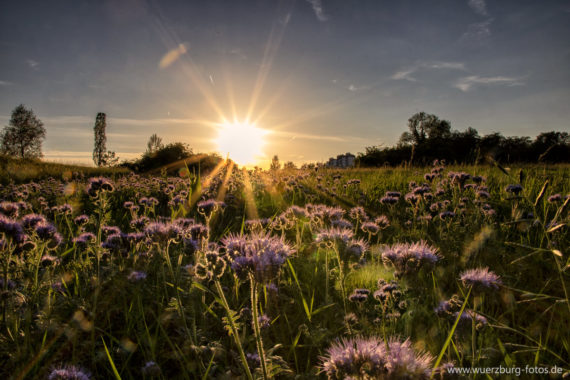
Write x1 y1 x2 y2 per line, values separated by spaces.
214 281 253 380
250 275 269 380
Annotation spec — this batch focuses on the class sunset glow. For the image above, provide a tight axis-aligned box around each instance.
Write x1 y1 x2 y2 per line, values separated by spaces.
216 122 267 166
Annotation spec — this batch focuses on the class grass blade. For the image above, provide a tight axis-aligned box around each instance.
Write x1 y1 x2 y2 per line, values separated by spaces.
101 338 122 380
431 286 472 378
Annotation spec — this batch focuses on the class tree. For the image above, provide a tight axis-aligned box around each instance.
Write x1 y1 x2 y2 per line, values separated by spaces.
0 104 46 159
93 113 107 167
146 133 164 154
283 161 297 170
402 112 451 146
270 155 281 171
93 112 119 167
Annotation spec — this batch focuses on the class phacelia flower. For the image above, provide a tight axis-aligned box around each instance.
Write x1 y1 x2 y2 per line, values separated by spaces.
48 364 91 380
382 241 440 277
86 177 114 196
127 271 147 282
230 232 294 283
459 267 502 291
320 336 434 379
505 184 523 195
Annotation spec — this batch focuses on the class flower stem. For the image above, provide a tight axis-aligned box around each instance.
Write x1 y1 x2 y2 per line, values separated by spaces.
250 275 269 380
214 280 253 380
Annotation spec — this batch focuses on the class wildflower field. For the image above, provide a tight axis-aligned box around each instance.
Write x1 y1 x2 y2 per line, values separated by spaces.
1 162 569 379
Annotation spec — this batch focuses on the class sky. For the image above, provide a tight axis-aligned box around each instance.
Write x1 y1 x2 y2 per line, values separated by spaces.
0 0 569 167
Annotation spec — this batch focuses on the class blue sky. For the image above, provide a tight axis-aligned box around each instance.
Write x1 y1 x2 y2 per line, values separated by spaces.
1 0 569 166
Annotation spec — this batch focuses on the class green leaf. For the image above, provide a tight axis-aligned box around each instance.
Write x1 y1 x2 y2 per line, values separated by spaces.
102 338 122 380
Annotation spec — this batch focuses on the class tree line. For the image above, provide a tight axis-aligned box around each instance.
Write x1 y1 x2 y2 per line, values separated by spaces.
1 105 568 169
357 111 569 167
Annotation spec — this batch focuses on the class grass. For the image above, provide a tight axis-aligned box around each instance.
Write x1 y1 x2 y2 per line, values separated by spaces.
0 159 568 379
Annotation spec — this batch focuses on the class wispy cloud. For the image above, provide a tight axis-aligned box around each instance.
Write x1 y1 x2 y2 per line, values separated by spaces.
391 69 417 82
272 130 367 143
0 80 13 86
26 59 39 69
461 19 493 43
391 61 466 82
306 0 328 22
468 0 488 16
454 75 524 92
158 43 188 69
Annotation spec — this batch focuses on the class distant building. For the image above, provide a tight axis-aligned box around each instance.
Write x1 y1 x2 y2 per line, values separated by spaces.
327 153 355 168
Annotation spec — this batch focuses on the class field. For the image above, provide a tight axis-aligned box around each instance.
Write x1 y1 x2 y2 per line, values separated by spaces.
1 161 569 379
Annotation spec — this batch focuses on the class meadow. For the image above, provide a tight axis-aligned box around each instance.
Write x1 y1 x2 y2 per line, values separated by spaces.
0 161 569 379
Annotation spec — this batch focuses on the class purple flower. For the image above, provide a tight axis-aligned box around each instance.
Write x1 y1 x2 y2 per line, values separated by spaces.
438 211 456 220
476 190 490 199
0 201 19 218
34 222 62 249
331 218 353 229
73 232 96 246
472 175 485 184
188 224 209 241
346 238 369 259
102 225 121 236
361 221 379 235
315 227 354 248
230 232 294 282
412 186 430 195
0 216 26 244
320 337 433 379
505 184 523 195
380 196 399 205
141 361 161 376
255 314 271 329
349 206 368 221
404 193 420 205
20 213 47 230
460 267 502 290
386 191 401 198
73 215 89 226
48 364 91 380
222 233 248 260
286 205 308 219
197 199 224 216
102 233 128 252
144 222 182 242
127 271 147 282
374 215 390 229
86 177 114 196
382 241 440 277
349 288 370 302
130 216 150 230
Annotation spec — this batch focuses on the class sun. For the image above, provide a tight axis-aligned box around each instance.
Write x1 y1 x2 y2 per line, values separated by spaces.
216 122 267 166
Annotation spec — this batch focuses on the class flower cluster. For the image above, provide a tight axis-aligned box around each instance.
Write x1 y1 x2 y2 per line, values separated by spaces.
86 177 114 197
459 267 502 291
382 241 440 277
228 232 294 283
320 336 434 379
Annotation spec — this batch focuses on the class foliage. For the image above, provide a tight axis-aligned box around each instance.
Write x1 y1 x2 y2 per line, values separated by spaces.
0 154 128 184
0 104 46 159
146 133 164 154
121 142 222 174
270 155 281 171
359 111 570 166
92 113 119 167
